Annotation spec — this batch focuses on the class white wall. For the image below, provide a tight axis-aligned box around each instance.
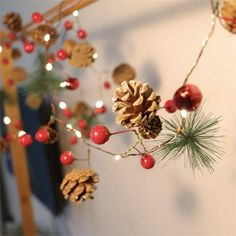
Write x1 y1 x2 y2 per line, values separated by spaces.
1 0 236 236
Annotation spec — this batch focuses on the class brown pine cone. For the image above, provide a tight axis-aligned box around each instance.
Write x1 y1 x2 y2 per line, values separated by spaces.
138 115 162 139
221 0 236 34
25 94 42 110
112 80 161 128
31 24 59 47
0 137 9 154
63 39 76 56
60 169 99 205
112 64 136 85
12 48 21 60
44 126 59 144
3 12 22 32
72 101 89 116
9 67 27 82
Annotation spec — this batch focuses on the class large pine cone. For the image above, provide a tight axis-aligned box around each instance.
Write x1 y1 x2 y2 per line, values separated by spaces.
138 115 162 139
112 80 161 128
60 169 99 205
31 24 59 47
221 0 236 34
3 12 22 32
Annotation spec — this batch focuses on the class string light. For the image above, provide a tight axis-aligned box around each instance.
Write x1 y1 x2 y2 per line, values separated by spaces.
0 45 2 53
66 123 73 130
95 100 104 108
59 101 67 109
75 130 82 138
59 81 68 88
43 33 51 42
18 130 26 137
3 116 11 125
45 62 53 71
114 155 121 161
180 110 187 118
72 10 79 17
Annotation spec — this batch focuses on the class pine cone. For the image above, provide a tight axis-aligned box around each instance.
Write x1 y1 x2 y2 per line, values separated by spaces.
44 126 59 144
31 24 59 47
3 12 22 32
112 80 161 128
63 39 76 56
12 48 21 60
138 115 162 139
25 94 42 110
0 137 9 154
221 0 236 34
112 64 136 85
72 101 89 116
9 67 27 82
60 169 99 205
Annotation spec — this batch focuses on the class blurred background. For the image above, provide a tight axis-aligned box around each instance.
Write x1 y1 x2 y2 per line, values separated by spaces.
0 0 236 235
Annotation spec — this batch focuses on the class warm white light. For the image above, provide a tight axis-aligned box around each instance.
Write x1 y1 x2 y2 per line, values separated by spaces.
180 110 187 118
45 63 53 71
44 33 50 42
114 155 121 161
66 124 73 130
72 10 79 17
0 45 2 53
75 130 82 138
3 116 11 125
59 101 67 109
59 81 68 88
95 100 104 108
18 130 26 137
92 52 98 59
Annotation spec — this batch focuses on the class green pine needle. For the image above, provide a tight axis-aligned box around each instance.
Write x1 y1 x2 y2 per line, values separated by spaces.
155 106 224 172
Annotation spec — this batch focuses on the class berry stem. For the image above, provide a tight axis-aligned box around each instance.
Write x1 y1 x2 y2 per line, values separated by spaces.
110 129 136 136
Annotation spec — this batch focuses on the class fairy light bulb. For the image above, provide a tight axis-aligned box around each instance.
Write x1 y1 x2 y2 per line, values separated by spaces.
44 33 50 42
114 155 121 161
66 124 73 130
18 130 26 137
72 10 79 17
59 81 68 88
59 101 67 109
75 130 82 138
0 45 2 53
45 62 53 71
3 116 11 125
92 52 98 59
95 100 104 108
180 109 187 118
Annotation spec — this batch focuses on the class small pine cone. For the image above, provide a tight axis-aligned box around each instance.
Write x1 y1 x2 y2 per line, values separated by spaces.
112 80 161 128
9 67 27 82
63 39 76 56
60 169 99 205
12 48 21 60
31 24 59 47
221 0 236 34
25 94 42 110
72 101 89 117
3 12 22 32
44 127 59 144
0 137 9 154
138 115 162 139
112 64 136 85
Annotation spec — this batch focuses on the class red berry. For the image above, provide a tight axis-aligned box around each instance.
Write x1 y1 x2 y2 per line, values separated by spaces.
32 12 43 23
140 154 155 169
5 133 13 142
77 119 87 129
6 78 15 87
15 120 23 130
103 81 111 89
4 42 11 48
96 106 106 114
35 128 50 143
57 49 68 60
24 42 35 53
173 84 202 112
18 133 33 147
47 55 55 63
70 136 78 145
1 58 9 65
60 151 74 165
164 99 177 113
62 108 72 118
65 78 79 90
90 125 110 145
77 29 87 39
64 20 73 30
8 32 17 41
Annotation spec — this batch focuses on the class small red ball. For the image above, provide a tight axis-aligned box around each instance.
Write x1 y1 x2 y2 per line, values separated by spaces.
57 49 68 60
24 42 35 53
32 12 43 23
62 108 72 118
164 99 177 113
173 84 202 112
8 32 17 41
140 154 155 169
6 78 15 87
65 78 79 90
77 119 88 129
64 20 73 30
4 42 11 48
47 55 55 63
96 106 106 114
70 136 78 145
60 151 74 165
90 125 110 145
77 29 87 39
35 128 50 143
18 133 33 147
103 81 111 89
14 120 24 130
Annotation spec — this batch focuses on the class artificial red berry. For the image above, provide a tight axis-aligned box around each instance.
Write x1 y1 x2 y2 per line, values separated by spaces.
90 125 110 145
35 128 50 143
140 154 155 169
64 20 73 30
173 84 202 112
62 108 72 118
77 119 88 129
32 12 43 23
6 78 15 87
8 32 17 41
77 29 87 39
96 106 106 114
70 136 78 145
5 133 13 142
57 49 68 60
14 120 23 130
60 151 74 165
65 78 79 90
18 133 33 147
4 42 11 48
47 55 55 63
23 42 35 53
164 99 177 113
103 81 111 89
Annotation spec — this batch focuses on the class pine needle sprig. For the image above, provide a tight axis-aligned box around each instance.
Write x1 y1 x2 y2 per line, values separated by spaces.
155 106 224 172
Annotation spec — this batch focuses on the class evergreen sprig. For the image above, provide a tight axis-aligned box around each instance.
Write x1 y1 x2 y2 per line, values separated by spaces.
155 106 224 172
